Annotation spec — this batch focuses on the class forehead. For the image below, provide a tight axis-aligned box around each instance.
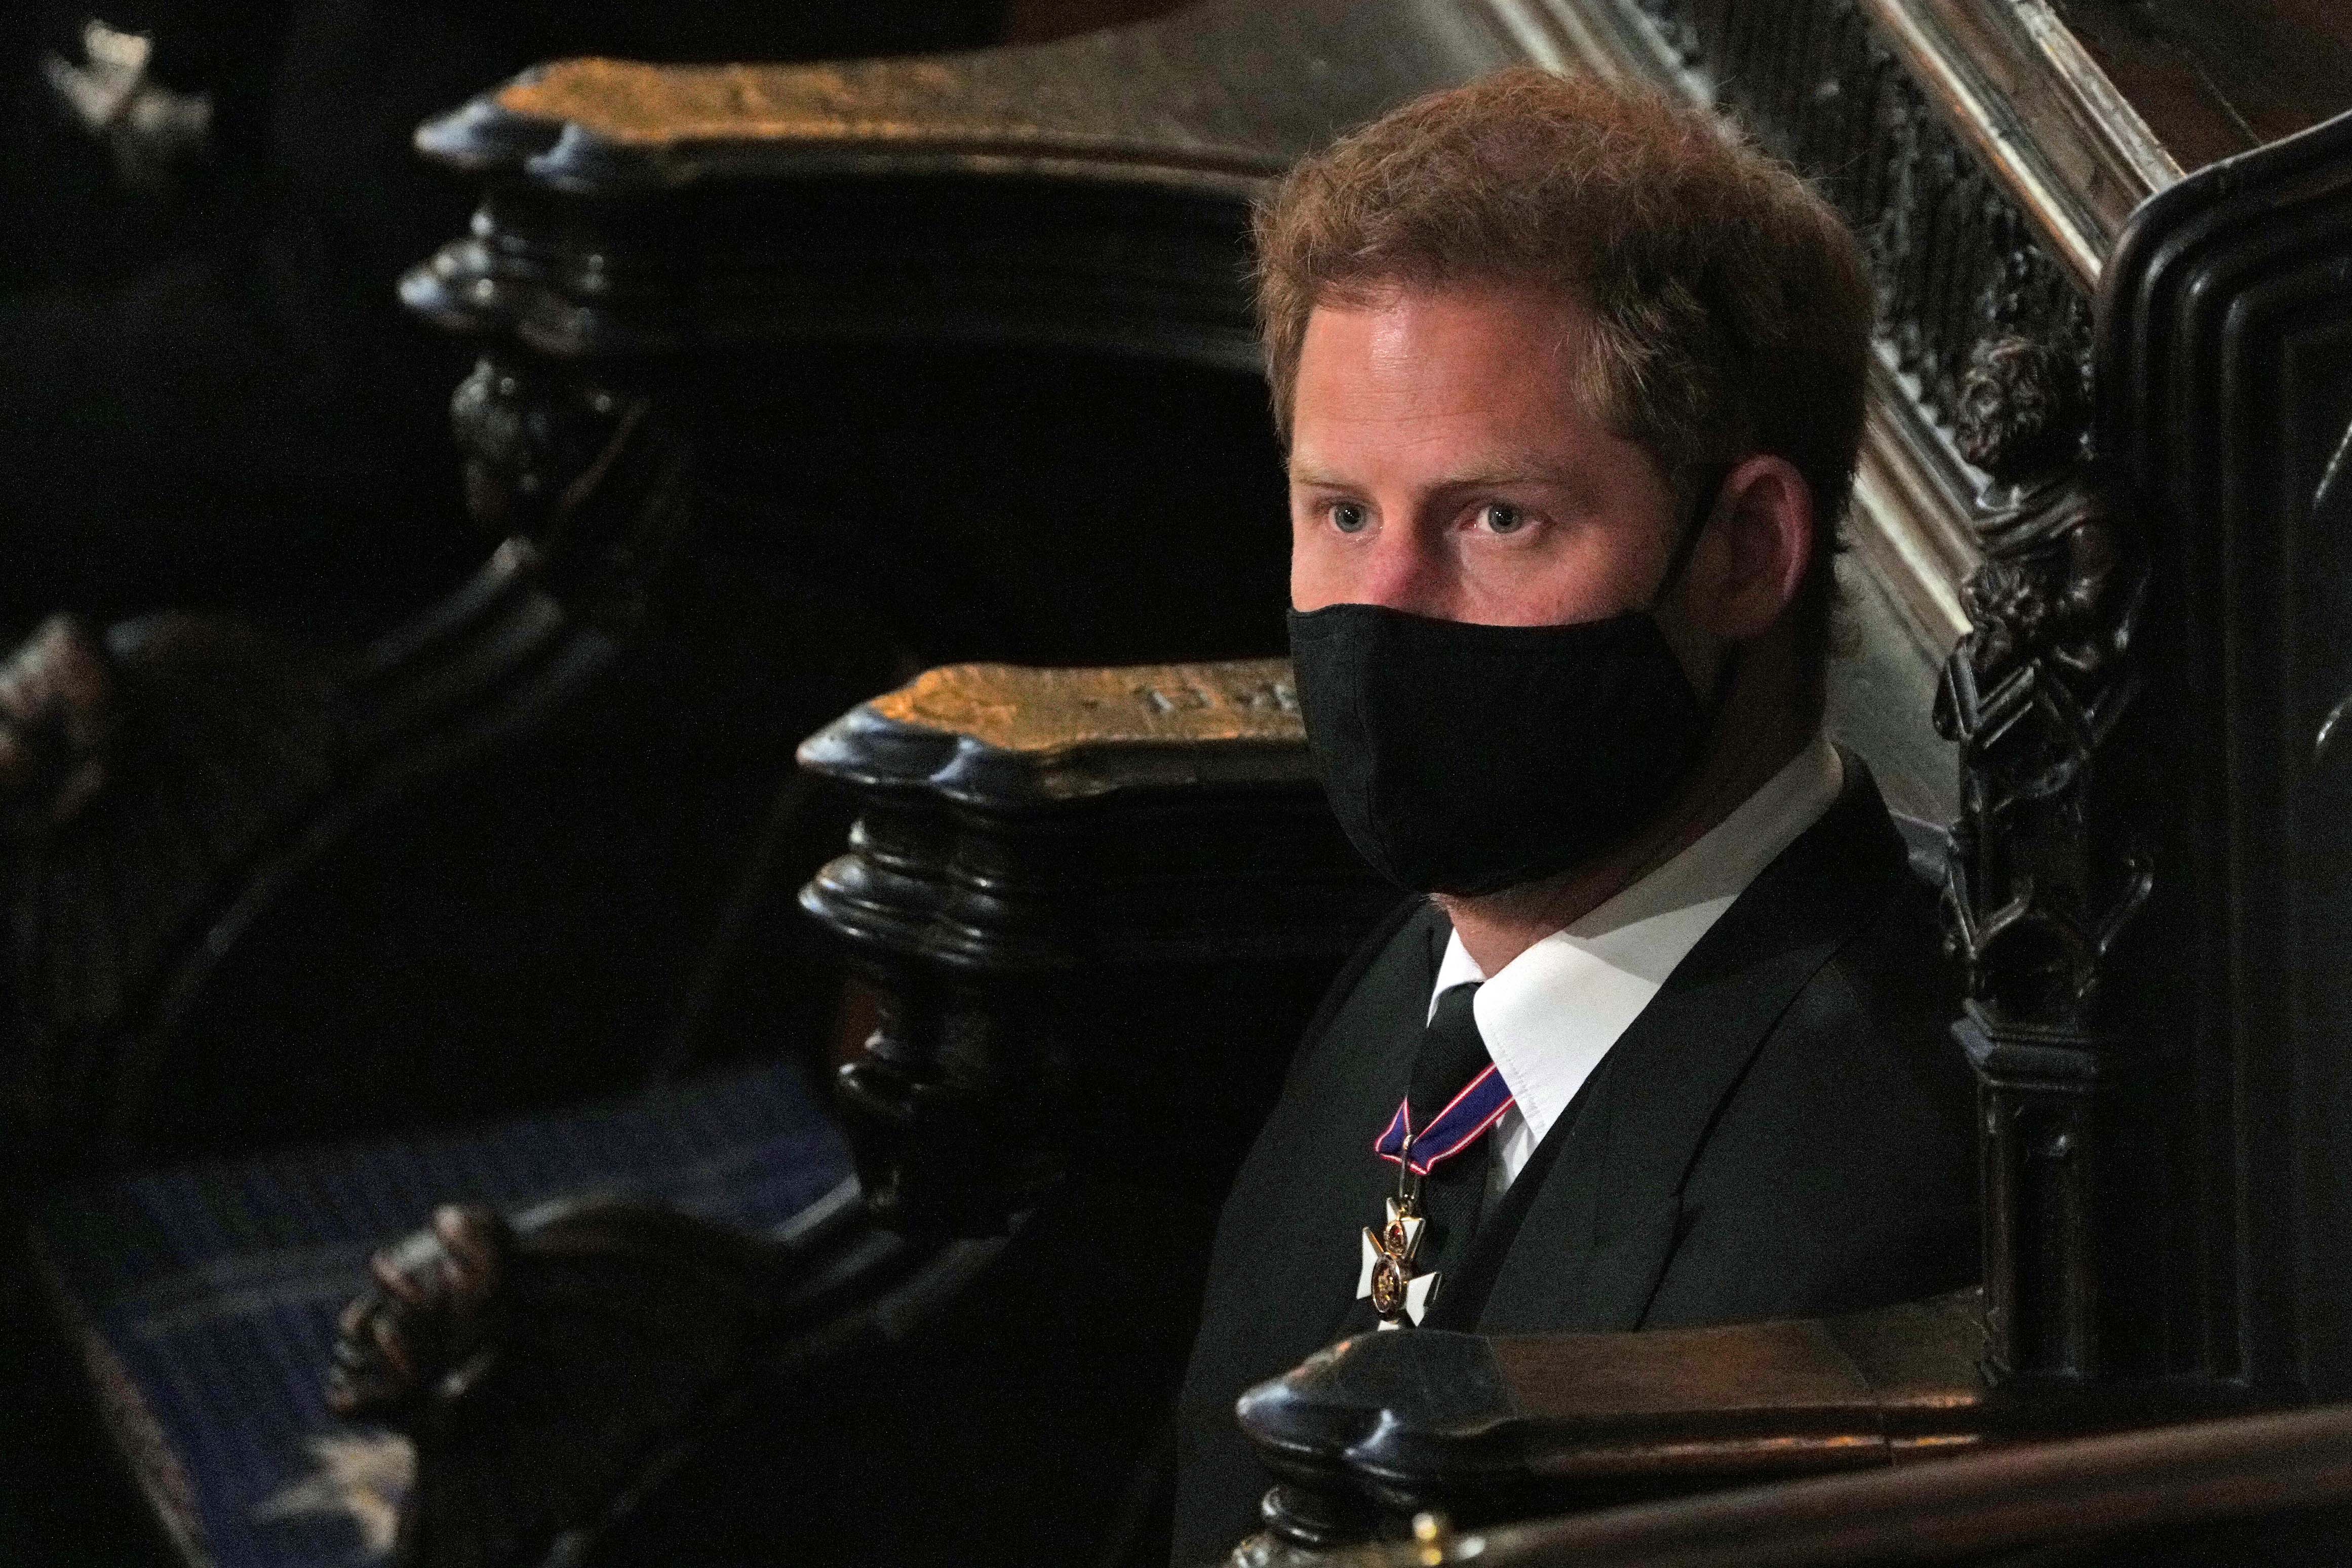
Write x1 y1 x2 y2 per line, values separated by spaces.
1287 284 1624 480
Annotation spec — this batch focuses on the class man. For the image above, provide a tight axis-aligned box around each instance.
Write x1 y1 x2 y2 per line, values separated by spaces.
1171 68 1978 1561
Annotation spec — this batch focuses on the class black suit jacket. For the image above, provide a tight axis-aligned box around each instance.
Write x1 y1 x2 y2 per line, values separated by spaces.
1170 758 1978 1564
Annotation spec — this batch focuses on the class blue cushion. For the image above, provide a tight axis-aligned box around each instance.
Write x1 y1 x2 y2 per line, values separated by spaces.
26 1062 851 1568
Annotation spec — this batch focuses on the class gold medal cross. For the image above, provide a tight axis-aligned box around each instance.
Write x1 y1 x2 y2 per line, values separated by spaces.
1357 1196 1439 1328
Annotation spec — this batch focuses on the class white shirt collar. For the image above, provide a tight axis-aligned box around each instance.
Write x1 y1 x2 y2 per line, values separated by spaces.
1429 735 1847 1179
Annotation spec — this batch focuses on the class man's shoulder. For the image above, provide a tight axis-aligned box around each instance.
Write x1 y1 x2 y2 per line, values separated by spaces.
1281 895 1448 1094
1745 861 1965 1110
1657 841 1977 1320
1715 770 1967 1147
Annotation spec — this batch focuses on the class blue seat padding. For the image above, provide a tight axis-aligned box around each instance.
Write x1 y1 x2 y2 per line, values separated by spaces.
26 1061 850 1568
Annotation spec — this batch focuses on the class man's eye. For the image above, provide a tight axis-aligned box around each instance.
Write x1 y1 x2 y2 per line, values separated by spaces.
1481 502 1526 534
1331 502 1369 534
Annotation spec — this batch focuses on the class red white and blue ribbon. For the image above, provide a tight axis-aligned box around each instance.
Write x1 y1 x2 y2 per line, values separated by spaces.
1375 1066 1515 1177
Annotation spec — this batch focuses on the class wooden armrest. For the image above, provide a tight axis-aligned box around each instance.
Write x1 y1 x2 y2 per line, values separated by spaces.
1327 1400 2352 1568
796 657 1390 1231
408 0 1472 198
327 1182 1000 1568
1233 1290 2254 1549
397 2 1521 363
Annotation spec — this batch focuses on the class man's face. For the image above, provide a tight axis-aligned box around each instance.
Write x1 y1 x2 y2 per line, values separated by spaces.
1287 285 1685 629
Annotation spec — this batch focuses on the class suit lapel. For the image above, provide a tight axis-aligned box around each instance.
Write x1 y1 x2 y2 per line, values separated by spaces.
1320 908 1451 1341
1474 759 1910 1335
1197 902 1445 1383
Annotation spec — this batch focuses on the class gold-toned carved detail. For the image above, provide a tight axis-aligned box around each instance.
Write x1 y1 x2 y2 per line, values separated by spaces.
491 56 1281 177
865 658 1300 754
498 57 1015 146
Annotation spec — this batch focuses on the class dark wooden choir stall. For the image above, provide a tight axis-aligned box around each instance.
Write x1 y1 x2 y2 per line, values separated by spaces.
6 2 2352 1567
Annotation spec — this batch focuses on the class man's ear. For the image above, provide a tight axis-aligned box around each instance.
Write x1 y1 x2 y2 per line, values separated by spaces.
1689 453 1813 642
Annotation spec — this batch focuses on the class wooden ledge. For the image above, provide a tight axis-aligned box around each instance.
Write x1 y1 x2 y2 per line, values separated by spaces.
409 0 1497 197
797 657 1313 812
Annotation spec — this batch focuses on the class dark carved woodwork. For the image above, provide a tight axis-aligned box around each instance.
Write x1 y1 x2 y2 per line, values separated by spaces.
326 1182 1002 1568
799 658 1389 1231
397 2 1528 366
1636 0 2097 439
2087 104 2352 1395
448 354 648 544
2 613 335 1156
0 389 705 1161
1324 1398 2352 1567
1954 334 2094 491
1936 468 2148 1383
323 658 1386 1565
1240 1293 1995 1543
0 616 122 837
1233 1290 2264 1551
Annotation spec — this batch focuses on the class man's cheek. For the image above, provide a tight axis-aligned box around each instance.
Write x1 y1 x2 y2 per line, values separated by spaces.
1290 544 1341 613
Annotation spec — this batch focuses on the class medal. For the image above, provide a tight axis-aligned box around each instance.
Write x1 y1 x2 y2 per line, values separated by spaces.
1358 1192 1439 1328
1356 1062 1515 1329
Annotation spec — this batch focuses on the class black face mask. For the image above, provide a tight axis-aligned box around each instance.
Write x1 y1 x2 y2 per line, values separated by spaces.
1286 520 1726 897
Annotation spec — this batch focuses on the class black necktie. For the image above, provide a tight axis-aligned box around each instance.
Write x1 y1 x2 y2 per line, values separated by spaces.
1409 982 1496 1296
1411 982 1493 1132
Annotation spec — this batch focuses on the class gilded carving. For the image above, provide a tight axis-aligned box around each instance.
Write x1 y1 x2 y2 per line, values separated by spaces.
865 658 1301 754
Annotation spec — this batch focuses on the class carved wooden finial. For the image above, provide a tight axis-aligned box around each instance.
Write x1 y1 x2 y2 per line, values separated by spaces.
1955 334 2091 491
1937 474 2149 1029
0 614 119 836
1936 467 2149 1384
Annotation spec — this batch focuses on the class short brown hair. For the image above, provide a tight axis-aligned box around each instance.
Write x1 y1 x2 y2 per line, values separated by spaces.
1255 68 1872 656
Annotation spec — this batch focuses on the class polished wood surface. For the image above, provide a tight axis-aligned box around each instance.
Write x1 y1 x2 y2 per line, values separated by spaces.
2057 0 2352 172
861 659 1300 765
1318 1399 2352 1566
1005 0 1190 43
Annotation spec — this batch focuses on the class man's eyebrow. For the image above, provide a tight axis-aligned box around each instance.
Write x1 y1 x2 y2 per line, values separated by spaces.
1287 456 1585 489
1424 461 1583 490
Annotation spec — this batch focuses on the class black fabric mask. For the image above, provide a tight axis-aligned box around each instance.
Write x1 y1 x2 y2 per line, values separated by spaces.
1287 593 1718 897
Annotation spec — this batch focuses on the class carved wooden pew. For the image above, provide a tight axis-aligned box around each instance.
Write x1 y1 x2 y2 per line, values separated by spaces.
797 659 1391 1229
16 654 1385 1568
19 0 2352 1564
1 6 1367 1169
